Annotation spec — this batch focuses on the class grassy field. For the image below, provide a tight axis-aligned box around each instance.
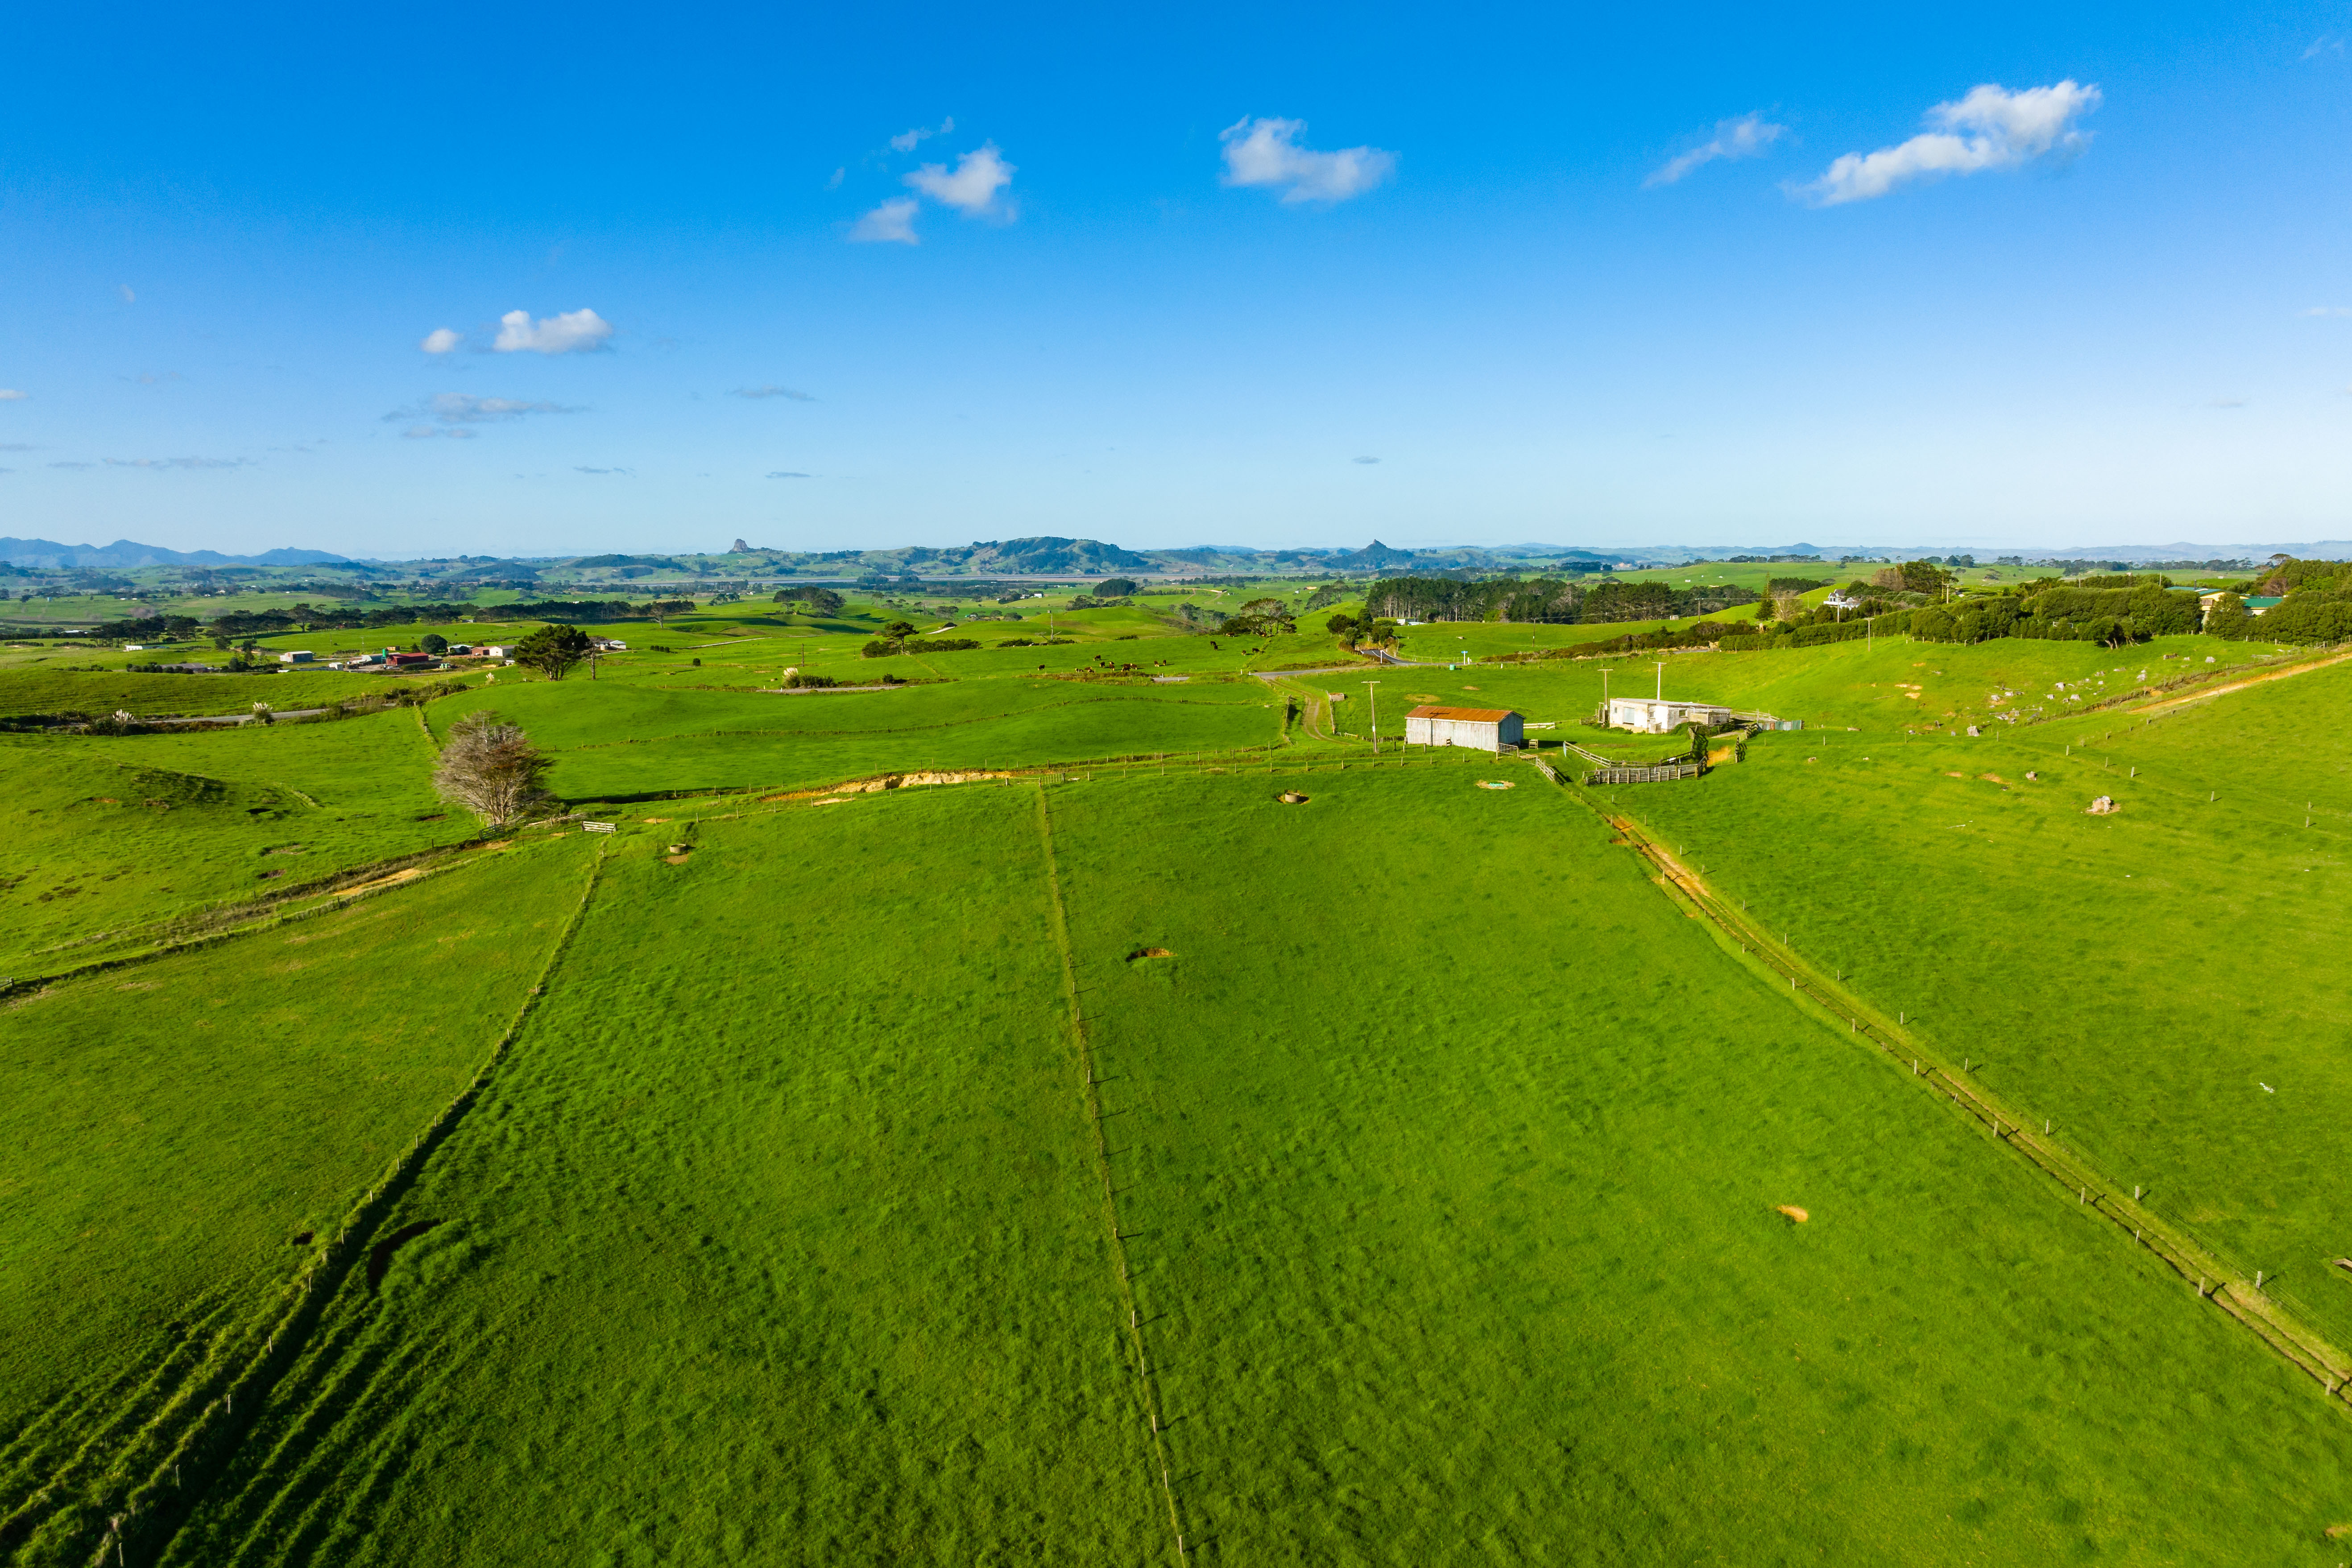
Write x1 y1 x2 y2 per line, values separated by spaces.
0 839 594 1557
5 621 2351 1564
48 771 2334 1566
0 667 403 719
1612 654 2352 1350
427 674 1293 798
0 712 483 974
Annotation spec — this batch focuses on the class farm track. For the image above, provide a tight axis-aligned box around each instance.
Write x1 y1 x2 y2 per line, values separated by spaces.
1031 786 1192 1565
6 844 612 1568
1536 761 2352 1411
1 838 515 999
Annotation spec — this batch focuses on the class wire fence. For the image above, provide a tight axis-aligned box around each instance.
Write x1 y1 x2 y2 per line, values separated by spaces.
1574 791 2352 1401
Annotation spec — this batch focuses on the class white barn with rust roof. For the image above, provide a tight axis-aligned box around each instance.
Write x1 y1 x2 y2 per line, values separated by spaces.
1404 704 1524 753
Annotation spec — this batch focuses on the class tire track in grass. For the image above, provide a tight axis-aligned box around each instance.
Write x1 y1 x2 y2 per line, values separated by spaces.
1032 783 1193 1564
1532 760 2352 1410
50 841 613 1568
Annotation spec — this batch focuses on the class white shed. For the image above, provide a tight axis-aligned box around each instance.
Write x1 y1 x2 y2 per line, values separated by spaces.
1404 705 1524 752
1607 697 1733 734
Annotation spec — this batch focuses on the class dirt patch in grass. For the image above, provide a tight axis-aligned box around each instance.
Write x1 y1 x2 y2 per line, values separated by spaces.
1775 1205 1809 1223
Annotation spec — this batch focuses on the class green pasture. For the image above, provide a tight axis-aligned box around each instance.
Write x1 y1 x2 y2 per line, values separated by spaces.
0 667 402 719
0 840 592 1540
88 771 2352 1566
1612 657 2352 1348
0 712 479 972
163 788 1166 1567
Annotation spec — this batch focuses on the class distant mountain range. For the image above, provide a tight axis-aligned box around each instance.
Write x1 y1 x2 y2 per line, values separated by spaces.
0 537 351 568
6 531 2343 579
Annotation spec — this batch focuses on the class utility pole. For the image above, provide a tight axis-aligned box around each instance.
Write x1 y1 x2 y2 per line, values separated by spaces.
1656 661 1664 701
1365 680 1381 755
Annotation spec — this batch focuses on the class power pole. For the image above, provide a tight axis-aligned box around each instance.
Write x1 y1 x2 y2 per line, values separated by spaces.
1655 661 1664 701
1365 680 1380 755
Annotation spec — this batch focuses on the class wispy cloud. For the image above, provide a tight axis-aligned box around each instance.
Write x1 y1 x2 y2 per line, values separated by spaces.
732 385 817 401
1352 455 1380 464
2303 306 2352 317
117 284 136 304
2304 34 2344 60
49 460 94 470
492 308 613 354
1647 112 1786 186
419 327 463 354
1220 116 1396 204
2207 397 2248 409
904 144 1015 217
850 196 921 244
767 470 813 479
0 442 37 451
0 389 25 401
889 116 954 153
575 465 633 475
402 426 476 440
103 455 251 470
1799 81 2100 206
385 392 581 434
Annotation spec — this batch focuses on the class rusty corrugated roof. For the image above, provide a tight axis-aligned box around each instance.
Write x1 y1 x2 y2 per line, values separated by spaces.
1406 705 1516 722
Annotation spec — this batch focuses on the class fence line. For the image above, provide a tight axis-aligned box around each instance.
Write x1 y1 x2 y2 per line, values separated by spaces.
7 846 615 1566
1560 783 2352 1402
1032 786 1193 1562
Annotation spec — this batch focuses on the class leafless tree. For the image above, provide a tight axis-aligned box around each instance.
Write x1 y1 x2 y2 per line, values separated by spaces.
433 711 553 827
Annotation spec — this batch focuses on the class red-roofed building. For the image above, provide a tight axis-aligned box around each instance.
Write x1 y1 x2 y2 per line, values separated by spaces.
1404 705 1524 752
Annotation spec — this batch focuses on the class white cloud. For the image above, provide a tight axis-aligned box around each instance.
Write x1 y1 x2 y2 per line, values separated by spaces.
903 143 1015 216
492 307 614 354
1352 455 1380 464
889 116 954 153
118 284 136 304
767 470 813 478
850 196 921 244
1800 81 2101 206
575 465 633 475
2303 306 2352 317
1219 117 1396 205
0 389 25 401
732 385 816 400
419 327 463 354
1647 112 1787 186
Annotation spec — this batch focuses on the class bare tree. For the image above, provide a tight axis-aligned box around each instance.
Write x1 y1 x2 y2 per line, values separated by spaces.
433 711 554 827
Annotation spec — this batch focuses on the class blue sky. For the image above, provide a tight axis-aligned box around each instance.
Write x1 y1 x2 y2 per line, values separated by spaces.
4 1 2351 557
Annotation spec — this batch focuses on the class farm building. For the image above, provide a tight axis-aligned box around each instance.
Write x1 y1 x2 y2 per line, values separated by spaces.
1404 705 1524 752
1607 698 1735 734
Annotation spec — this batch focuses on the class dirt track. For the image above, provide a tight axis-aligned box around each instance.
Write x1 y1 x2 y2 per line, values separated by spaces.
2134 646 2352 719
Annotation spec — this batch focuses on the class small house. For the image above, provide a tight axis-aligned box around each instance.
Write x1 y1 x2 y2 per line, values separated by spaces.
1404 705 1524 753
591 637 628 652
1607 697 1734 734
277 650 314 664
386 652 433 669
